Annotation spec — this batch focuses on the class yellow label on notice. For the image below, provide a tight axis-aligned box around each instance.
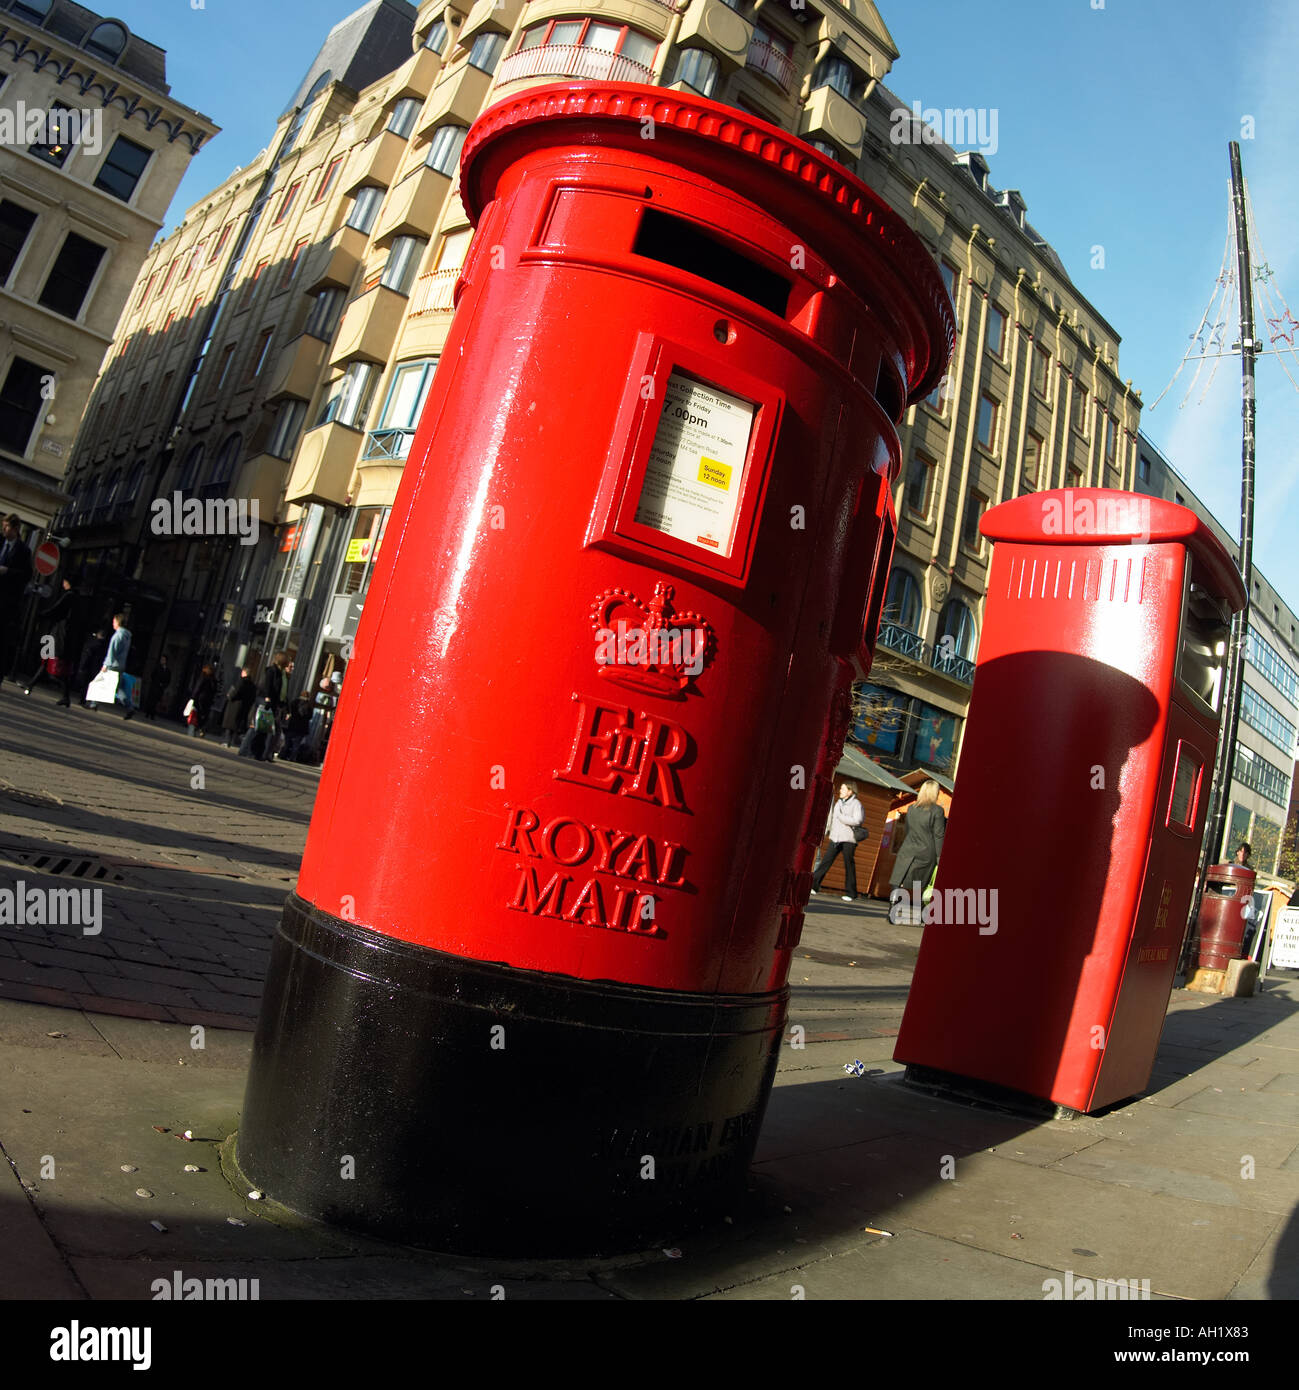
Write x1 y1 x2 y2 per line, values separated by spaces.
698 457 732 490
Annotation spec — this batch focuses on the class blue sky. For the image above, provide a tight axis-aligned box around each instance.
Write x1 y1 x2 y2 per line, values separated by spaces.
112 0 1299 603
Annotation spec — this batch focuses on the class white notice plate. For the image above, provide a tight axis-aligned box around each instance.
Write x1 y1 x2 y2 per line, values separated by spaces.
1271 907 1299 970
634 371 755 558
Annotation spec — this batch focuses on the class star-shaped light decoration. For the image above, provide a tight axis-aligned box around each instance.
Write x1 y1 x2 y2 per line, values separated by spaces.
1267 310 1299 346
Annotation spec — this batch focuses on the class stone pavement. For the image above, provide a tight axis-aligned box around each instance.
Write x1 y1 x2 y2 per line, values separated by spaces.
1 685 1298 1304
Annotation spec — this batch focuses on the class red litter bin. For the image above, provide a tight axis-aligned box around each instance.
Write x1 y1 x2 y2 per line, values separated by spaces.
1196 864 1256 971
235 82 953 1254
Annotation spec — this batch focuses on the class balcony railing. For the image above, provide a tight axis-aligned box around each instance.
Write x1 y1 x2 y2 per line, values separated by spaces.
930 648 976 685
410 266 459 316
495 43 655 87
362 427 416 461
745 39 795 92
877 622 926 662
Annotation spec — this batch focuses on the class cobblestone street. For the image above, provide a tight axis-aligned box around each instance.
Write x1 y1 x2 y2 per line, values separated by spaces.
0 685 316 1029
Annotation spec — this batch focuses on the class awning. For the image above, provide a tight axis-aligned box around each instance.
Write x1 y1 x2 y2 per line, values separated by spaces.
835 742 914 795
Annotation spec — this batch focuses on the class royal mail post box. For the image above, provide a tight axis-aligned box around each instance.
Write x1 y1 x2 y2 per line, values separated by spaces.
894 488 1246 1114
237 84 952 1252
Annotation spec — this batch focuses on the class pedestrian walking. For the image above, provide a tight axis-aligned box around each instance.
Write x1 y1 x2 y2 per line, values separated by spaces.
262 651 290 714
183 664 216 737
281 696 313 762
220 667 257 748
76 627 109 706
239 695 277 759
143 653 171 721
889 778 947 924
20 577 83 706
99 613 136 720
809 781 866 902
0 513 32 686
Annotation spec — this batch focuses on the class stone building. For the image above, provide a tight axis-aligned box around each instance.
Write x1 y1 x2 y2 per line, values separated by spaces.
0 0 214 533
1135 431 1298 875
55 0 1138 735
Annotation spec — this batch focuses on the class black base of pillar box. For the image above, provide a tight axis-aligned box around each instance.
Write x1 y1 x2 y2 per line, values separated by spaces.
236 895 787 1256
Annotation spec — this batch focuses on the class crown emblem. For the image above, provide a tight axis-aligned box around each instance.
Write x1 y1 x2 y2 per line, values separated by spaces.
590 582 716 699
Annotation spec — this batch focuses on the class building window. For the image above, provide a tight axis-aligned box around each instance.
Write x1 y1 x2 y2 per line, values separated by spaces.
423 18 449 53
673 47 719 97
347 185 383 233
924 372 947 414
905 452 934 518
84 20 128 63
274 180 302 225
215 343 237 391
1247 626 1299 704
244 329 274 383
1073 382 1089 435
938 260 960 328
364 358 438 459
425 125 467 177
1105 413 1117 465
207 432 242 492
807 138 854 171
304 286 345 340
936 598 977 661
38 232 105 318
962 490 987 550
0 356 50 457
314 155 344 204
380 235 427 295
387 97 421 139
93 135 151 201
0 201 37 284
883 567 921 633
1032 344 1050 400
1066 464 1083 489
1022 431 1043 490
1233 744 1291 808
268 398 307 459
316 360 378 430
813 54 854 99
513 19 658 74
975 392 999 451
280 238 309 289
1241 683 1297 757
27 102 78 167
158 258 179 298
209 223 234 264
11 0 52 21
1138 452 1151 483
469 31 507 74
985 303 1007 358
177 443 204 490
161 312 175 335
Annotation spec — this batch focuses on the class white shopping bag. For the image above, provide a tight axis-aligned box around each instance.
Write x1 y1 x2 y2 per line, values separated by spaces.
85 671 119 704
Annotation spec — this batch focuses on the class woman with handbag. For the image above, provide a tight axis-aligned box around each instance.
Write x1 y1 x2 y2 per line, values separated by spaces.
889 779 947 924
809 782 867 903
183 664 216 737
20 578 83 706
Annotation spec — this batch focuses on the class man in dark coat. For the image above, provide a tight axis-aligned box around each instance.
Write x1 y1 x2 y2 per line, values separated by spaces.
0 514 32 685
889 779 947 923
220 667 257 748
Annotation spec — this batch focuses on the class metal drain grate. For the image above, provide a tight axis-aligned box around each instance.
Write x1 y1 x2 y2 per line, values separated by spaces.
0 845 126 883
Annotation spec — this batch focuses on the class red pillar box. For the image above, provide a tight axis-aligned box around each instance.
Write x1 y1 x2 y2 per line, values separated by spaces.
237 84 952 1253
894 489 1246 1114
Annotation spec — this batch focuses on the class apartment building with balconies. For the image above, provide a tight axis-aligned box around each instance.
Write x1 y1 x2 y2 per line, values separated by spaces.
0 0 214 533
1135 432 1299 875
54 0 1140 727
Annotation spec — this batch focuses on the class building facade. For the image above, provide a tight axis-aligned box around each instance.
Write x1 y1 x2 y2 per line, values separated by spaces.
0 0 214 533
55 0 1138 736
1135 431 1299 876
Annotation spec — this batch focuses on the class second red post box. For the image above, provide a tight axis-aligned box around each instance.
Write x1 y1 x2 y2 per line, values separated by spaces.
238 83 952 1252
894 488 1246 1114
